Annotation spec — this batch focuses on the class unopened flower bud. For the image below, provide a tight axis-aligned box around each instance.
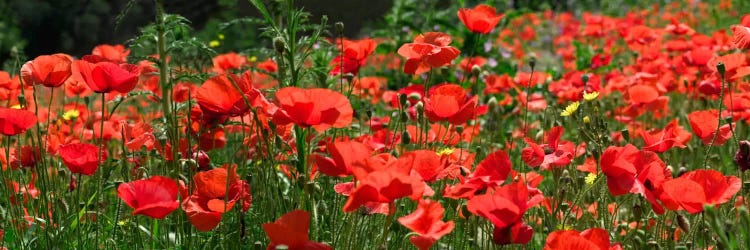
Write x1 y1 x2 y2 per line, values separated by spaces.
487 96 498 110
677 166 687 177
343 73 354 82
273 37 286 54
455 125 464 134
471 65 481 75
528 57 536 69
581 74 590 84
401 131 411 145
716 62 726 76
399 94 408 107
335 22 344 33
407 92 422 101
415 101 424 114
621 129 630 142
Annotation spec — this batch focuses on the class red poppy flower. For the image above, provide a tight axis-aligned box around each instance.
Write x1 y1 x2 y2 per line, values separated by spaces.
397 199 455 250
262 210 332 250
73 59 140 94
21 54 73 88
467 181 543 245
312 140 372 177
600 144 670 214
195 74 267 118
397 32 460 75
117 176 180 219
521 126 575 170
641 119 692 153
92 44 130 63
182 166 251 231
658 169 741 214
424 84 479 125
544 228 623 250
489 222 531 245
688 109 732 146
212 52 247 73
58 143 106 176
459 56 487 72
271 87 353 132
342 170 425 212
457 4 503 34
329 38 377 76
0 107 37 136
731 25 750 50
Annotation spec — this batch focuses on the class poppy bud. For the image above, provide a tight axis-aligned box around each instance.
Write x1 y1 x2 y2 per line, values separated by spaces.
676 166 687 177
471 65 481 76
677 214 690 233
621 129 630 142
335 22 344 33
193 150 211 171
401 131 411 145
646 241 658 248
273 37 286 54
399 110 410 122
17 95 26 106
528 57 536 69
581 74 590 84
716 62 726 76
455 125 464 134
343 73 354 82
487 96 498 110
407 92 422 102
399 94 408 107
735 140 750 172
415 101 424 114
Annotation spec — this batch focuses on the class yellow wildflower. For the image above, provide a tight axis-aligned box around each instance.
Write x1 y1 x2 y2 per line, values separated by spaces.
437 148 455 156
585 173 597 185
583 91 599 101
560 101 580 117
209 40 220 48
62 109 80 121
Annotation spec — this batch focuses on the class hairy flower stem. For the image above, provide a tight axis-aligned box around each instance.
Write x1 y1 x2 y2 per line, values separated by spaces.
703 63 726 168
155 0 178 175
377 203 397 249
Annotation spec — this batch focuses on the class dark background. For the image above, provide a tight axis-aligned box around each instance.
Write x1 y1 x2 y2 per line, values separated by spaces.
0 0 395 64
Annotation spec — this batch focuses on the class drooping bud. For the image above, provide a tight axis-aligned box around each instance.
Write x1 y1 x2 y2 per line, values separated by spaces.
407 92 422 102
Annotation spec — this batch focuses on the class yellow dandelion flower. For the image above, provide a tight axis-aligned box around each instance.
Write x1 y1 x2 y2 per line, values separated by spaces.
62 109 80 121
583 91 599 101
10 104 21 109
560 101 580 117
437 147 455 156
585 173 597 185
209 40 220 48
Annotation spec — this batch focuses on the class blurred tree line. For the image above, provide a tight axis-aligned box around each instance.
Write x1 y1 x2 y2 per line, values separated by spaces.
0 0 710 68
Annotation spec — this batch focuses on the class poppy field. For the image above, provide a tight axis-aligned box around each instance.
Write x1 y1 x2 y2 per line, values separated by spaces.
3 0 750 249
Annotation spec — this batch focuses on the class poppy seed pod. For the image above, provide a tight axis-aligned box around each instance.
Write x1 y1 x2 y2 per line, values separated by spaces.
528 57 536 69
